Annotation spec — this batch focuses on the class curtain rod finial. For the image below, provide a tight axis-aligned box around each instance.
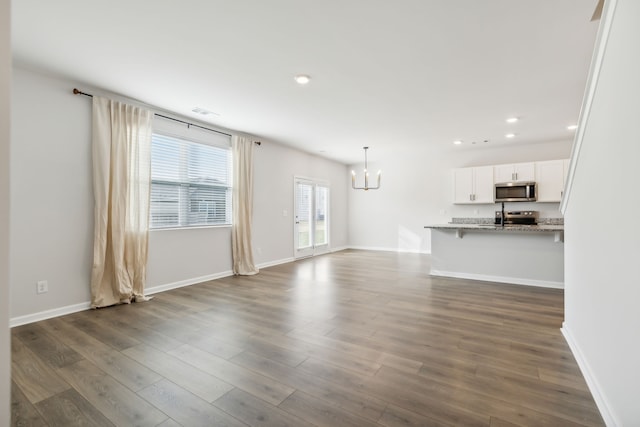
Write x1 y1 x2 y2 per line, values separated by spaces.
73 88 92 97
254 141 262 146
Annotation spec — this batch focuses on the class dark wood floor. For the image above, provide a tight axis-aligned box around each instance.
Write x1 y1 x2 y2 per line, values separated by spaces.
11 250 604 426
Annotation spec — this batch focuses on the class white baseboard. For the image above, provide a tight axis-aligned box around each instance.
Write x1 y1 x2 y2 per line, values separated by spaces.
256 257 295 269
10 301 91 327
145 271 234 295
7 250 431 327
429 269 564 289
8 253 345 327
348 245 430 254
562 324 617 427
10 271 235 327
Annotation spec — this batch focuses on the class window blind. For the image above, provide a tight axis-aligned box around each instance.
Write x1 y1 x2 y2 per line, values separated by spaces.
150 133 232 228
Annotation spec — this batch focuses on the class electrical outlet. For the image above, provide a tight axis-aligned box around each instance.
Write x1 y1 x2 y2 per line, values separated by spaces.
36 280 48 294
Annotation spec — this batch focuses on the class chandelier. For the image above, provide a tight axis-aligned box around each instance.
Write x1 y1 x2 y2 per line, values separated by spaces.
351 146 381 190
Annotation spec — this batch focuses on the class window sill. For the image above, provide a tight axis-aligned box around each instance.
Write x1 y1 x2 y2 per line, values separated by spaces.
150 224 232 232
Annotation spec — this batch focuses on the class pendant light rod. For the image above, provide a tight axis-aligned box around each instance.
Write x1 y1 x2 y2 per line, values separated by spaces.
351 146 381 191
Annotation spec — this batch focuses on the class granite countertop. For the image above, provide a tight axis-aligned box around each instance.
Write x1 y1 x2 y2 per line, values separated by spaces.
426 216 564 233
425 223 564 232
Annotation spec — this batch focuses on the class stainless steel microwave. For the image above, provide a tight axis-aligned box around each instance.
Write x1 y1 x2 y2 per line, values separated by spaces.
494 181 537 202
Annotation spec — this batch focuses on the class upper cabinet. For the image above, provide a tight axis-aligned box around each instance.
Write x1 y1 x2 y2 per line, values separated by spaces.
536 160 564 202
453 159 570 204
535 160 565 202
453 166 494 204
494 162 535 183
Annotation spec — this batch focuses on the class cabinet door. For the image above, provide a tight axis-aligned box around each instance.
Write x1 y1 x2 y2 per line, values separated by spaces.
535 160 564 202
493 164 514 183
513 162 535 182
494 162 535 182
473 166 495 203
453 168 474 204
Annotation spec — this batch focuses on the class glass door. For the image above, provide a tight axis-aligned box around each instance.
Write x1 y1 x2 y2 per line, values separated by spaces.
294 178 329 259
295 180 314 258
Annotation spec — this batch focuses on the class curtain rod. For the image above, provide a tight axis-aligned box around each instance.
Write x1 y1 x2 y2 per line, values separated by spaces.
73 88 262 145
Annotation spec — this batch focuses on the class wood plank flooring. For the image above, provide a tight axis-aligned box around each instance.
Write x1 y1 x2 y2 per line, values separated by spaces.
11 250 604 426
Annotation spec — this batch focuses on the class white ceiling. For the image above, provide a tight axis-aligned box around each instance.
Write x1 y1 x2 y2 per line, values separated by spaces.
11 0 599 164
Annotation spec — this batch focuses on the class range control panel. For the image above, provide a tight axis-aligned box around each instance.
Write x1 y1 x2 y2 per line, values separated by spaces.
495 210 538 225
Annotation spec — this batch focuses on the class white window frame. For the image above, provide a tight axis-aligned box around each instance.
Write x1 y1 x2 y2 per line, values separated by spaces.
294 176 330 259
150 119 232 230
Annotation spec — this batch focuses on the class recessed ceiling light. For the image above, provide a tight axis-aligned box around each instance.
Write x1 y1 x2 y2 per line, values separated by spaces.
505 133 516 138
294 74 311 85
567 124 578 130
506 117 519 123
453 140 463 145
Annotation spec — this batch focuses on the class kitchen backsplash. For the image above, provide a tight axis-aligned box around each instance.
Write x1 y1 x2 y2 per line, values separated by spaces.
451 217 494 224
538 217 564 225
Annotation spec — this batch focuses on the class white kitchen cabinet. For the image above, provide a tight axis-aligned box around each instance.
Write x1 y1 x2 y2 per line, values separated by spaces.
535 160 565 202
453 166 494 204
494 162 535 183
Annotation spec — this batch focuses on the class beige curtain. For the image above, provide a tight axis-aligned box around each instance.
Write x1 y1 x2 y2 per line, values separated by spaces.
90 96 154 308
231 135 259 275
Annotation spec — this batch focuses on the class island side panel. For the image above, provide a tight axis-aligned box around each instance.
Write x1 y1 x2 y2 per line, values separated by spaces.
430 229 564 288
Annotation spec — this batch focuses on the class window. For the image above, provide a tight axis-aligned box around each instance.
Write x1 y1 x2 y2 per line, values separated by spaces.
150 133 232 229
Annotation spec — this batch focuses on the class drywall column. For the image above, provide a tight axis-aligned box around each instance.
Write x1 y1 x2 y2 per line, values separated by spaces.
563 0 640 425
0 0 11 422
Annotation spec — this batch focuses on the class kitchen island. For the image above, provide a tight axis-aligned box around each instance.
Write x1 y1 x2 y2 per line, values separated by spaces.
425 222 564 288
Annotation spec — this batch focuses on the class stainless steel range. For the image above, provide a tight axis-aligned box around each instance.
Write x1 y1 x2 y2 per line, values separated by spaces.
494 210 538 226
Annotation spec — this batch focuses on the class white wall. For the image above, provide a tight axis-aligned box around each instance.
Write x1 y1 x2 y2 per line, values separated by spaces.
148 130 350 286
10 67 349 322
0 0 11 422
563 0 640 425
10 67 94 321
145 117 235 289
348 140 572 253
147 227 233 289
253 140 349 264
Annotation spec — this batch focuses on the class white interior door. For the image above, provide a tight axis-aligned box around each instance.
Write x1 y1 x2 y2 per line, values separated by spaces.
294 178 329 259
